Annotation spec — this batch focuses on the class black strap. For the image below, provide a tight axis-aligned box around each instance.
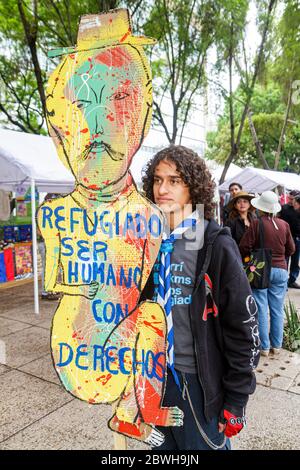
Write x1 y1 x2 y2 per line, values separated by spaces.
258 217 265 248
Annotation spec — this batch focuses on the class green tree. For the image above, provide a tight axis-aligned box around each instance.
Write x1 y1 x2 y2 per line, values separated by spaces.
215 0 277 183
143 0 222 144
270 0 300 169
206 82 300 172
0 0 142 133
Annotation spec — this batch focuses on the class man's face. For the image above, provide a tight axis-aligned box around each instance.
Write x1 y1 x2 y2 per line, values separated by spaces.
229 185 241 198
293 199 300 211
47 45 152 190
153 160 192 214
288 195 295 206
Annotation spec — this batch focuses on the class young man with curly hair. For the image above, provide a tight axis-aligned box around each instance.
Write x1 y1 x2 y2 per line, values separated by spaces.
141 145 260 450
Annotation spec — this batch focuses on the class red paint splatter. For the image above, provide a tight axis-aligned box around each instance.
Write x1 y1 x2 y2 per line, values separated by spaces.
117 420 142 438
88 184 101 190
96 374 112 385
143 321 164 338
95 47 132 68
80 128 89 133
120 30 131 43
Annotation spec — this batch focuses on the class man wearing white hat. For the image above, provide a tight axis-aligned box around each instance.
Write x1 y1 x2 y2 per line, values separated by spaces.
240 191 295 356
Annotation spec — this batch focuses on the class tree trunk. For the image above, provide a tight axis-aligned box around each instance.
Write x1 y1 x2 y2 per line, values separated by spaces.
219 0 276 184
274 82 293 170
247 110 270 169
18 0 47 121
229 21 235 157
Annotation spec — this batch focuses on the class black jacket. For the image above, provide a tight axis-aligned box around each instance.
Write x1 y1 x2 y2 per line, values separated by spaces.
141 219 259 421
225 213 256 246
280 204 300 238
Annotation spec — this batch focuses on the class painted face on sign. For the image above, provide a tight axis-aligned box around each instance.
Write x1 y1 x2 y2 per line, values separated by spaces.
46 45 152 190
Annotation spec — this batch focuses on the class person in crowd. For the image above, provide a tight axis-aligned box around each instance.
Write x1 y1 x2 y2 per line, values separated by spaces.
240 191 295 357
280 190 300 289
229 182 243 198
222 182 243 224
294 195 300 213
225 191 256 247
141 145 259 450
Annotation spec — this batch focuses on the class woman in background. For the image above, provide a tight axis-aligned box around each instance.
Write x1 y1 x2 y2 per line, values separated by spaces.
225 191 256 247
240 191 295 357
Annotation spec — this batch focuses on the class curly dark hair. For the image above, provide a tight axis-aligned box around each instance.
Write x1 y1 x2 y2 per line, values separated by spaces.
142 145 216 219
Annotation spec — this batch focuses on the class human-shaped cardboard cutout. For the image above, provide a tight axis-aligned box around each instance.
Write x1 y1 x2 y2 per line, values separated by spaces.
37 9 183 446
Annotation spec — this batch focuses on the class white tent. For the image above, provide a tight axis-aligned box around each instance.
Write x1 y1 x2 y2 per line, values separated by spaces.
0 128 76 314
0 128 75 193
218 167 300 193
0 128 157 189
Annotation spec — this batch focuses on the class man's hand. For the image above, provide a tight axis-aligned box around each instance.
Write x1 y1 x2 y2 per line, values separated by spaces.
218 409 246 437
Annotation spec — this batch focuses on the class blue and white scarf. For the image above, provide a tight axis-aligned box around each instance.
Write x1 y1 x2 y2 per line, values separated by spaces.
157 211 199 389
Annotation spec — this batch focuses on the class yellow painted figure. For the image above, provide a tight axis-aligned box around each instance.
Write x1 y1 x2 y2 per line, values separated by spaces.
37 9 183 446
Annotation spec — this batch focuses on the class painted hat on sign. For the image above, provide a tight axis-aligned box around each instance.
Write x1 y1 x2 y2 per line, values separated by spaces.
48 9 156 58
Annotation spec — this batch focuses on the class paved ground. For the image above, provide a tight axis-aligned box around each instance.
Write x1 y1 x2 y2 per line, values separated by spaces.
0 283 299 450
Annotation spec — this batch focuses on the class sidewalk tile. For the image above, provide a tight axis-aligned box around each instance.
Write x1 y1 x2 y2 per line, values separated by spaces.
0 398 113 450
255 371 272 387
269 375 294 391
35 318 53 331
0 326 49 368
257 353 300 380
0 370 72 442
18 354 61 386
0 365 11 375
234 385 300 450
288 373 300 395
0 308 55 328
0 317 32 337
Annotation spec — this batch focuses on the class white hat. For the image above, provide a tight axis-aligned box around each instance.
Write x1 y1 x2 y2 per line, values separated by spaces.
251 191 281 214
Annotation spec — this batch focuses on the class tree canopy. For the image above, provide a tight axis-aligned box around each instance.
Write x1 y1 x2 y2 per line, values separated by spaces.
1 0 299 179
206 0 300 177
